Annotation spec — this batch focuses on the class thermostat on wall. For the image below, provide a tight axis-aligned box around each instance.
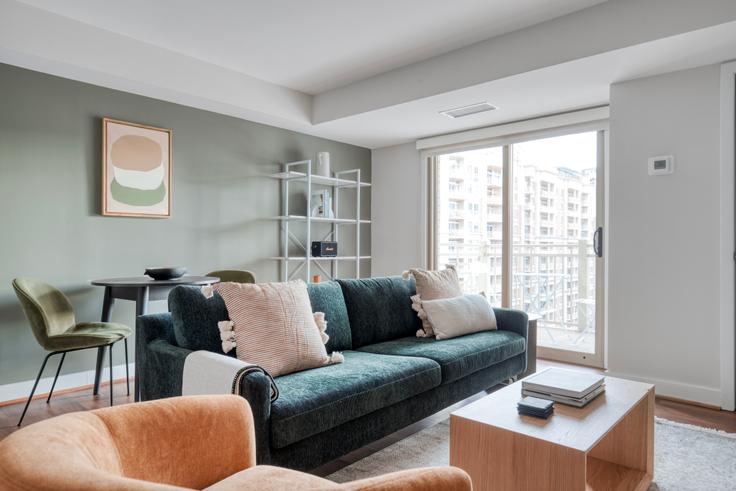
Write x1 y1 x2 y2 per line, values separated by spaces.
648 155 674 175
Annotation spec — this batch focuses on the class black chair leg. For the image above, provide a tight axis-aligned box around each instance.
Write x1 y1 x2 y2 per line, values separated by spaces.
124 338 130 396
18 352 55 426
46 352 67 403
109 344 114 407
93 346 105 395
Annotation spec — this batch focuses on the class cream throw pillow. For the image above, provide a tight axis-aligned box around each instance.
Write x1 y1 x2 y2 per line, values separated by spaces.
213 280 335 377
422 294 497 340
408 266 463 337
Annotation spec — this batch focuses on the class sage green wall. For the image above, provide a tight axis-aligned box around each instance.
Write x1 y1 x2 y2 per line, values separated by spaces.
0 63 371 385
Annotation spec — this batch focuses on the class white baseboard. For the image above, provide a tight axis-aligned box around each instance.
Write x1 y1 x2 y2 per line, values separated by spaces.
605 370 722 407
0 363 134 404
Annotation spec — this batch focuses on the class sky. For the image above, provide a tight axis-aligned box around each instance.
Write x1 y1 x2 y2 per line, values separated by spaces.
512 131 598 171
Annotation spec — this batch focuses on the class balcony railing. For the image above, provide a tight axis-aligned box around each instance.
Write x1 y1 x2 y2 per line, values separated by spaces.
437 239 596 352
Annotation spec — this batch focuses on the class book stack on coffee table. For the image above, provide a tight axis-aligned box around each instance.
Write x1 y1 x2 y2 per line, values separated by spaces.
521 367 605 408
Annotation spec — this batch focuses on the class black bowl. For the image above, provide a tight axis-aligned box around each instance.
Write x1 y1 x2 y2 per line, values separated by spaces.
145 267 187 281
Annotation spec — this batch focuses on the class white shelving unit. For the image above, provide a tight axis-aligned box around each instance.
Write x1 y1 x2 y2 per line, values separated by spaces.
270 160 371 282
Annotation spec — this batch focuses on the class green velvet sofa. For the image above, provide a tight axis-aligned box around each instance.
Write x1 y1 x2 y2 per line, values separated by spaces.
137 276 528 471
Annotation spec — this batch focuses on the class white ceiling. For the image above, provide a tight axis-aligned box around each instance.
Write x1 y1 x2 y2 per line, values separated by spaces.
3 0 736 149
15 0 605 94
314 19 736 148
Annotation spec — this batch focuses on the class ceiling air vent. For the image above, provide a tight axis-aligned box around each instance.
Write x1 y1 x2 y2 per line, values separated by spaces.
439 102 497 119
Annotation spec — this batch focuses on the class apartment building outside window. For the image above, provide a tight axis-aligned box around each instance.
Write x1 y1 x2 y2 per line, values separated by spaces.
432 129 604 366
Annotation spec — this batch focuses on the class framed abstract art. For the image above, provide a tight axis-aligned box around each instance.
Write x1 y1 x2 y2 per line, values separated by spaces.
102 118 172 217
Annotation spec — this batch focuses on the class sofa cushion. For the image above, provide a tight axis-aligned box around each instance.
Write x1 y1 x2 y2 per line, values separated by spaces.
337 277 422 348
270 351 440 448
169 285 229 354
169 283 352 355
358 330 525 384
306 281 351 352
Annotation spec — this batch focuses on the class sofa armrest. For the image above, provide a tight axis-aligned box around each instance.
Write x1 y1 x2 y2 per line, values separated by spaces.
137 313 274 464
493 307 529 376
137 313 184 401
238 370 273 465
493 307 528 341
345 467 471 491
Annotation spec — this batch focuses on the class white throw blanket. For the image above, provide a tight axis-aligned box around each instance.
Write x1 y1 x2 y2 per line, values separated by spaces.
182 350 278 401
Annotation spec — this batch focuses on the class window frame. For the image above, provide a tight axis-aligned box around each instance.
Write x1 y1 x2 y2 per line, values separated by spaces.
421 118 608 368
423 120 608 303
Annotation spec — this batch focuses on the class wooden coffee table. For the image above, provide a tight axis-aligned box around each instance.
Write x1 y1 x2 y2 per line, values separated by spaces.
450 375 654 491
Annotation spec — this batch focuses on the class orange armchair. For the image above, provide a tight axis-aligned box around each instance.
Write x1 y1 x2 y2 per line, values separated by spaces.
0 395 471 491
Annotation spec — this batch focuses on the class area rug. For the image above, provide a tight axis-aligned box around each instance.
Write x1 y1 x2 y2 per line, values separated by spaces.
327 418 736 490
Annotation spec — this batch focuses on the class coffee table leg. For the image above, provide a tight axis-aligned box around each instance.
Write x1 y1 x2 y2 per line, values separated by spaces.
587 388 655 488
93 287 114 395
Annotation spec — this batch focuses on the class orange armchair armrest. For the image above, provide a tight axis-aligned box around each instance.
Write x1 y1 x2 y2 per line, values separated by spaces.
344 466 472 491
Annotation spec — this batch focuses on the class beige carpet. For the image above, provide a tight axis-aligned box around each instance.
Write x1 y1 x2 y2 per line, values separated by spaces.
328 418 736 490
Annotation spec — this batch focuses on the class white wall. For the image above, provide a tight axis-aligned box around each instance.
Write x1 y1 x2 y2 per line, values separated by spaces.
371 64 731 407
371 143 423 276
608 64 723 406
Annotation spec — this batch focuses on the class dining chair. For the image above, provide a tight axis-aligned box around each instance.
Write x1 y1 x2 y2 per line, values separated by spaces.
206 269 256 284
11 278 132 426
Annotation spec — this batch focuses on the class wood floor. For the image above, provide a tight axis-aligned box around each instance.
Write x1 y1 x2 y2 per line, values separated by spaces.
0 380 134 438
1 359 733 478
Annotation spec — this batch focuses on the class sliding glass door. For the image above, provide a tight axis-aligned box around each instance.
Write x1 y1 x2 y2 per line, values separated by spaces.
510 131 604 366
432 129 605 367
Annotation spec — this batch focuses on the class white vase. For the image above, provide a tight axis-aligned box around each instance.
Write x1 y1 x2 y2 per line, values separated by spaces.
316 152 331 177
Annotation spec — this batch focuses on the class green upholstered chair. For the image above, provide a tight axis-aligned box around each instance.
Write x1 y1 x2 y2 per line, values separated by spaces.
206 269 256 284
12 278 132 426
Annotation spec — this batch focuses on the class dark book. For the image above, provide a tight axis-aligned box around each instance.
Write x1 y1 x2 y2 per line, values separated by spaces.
518 396 554 412
518 407 554 415
518 396 554 419
518 409 553 418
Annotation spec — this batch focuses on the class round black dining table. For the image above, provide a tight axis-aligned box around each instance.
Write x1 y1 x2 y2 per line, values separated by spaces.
90 275 219 401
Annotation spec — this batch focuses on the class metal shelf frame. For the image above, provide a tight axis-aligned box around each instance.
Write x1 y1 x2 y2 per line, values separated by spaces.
272 160 370 282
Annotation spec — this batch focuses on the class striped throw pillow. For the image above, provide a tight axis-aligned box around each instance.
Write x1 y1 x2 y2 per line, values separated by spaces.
214 280 332 377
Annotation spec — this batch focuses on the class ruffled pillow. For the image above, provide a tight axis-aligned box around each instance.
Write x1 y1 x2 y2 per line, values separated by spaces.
202 280 342 377
403 266 463 338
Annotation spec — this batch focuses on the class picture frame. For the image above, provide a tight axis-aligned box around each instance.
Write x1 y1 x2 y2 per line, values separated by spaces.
101 117 172 217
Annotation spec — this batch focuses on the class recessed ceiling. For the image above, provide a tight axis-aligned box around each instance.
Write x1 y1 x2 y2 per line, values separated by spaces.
313 18 736 148
15 0 606 94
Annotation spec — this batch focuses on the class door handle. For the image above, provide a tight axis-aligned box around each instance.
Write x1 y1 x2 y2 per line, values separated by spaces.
593 227 603 258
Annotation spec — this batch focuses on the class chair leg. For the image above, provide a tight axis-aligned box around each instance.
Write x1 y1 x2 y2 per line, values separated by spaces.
93 346 106 396
109 344 114 407
46 352 67 403
17 352 54 426
124 338 130 396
